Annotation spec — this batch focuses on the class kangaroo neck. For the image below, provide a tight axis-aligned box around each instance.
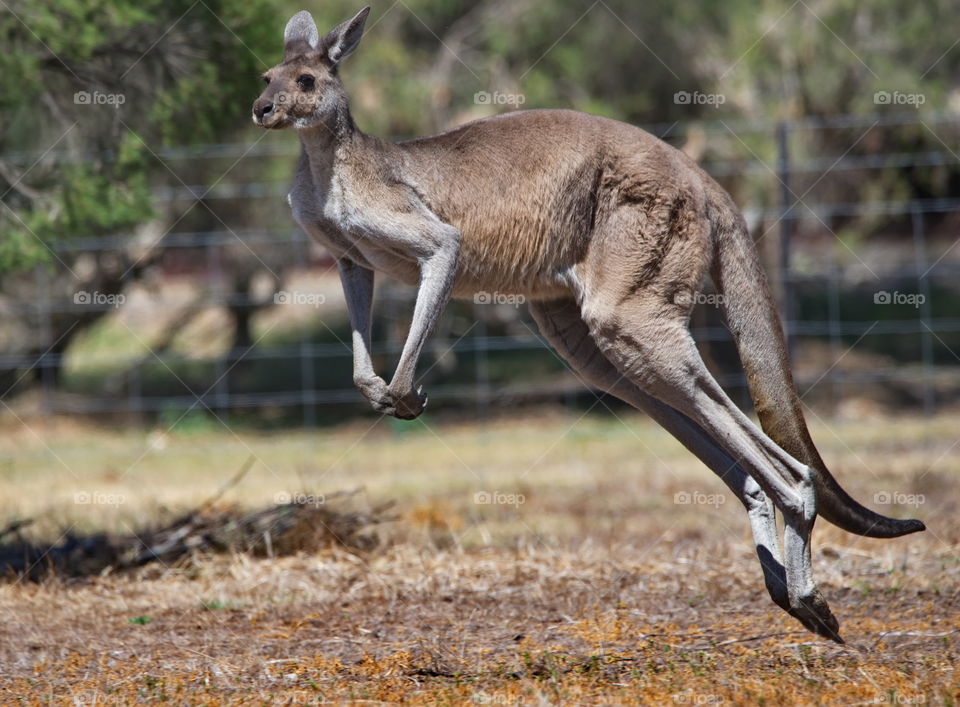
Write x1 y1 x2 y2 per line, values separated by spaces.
297 109 360 185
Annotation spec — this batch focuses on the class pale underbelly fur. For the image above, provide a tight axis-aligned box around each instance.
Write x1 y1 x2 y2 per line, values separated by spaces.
296 211 577 302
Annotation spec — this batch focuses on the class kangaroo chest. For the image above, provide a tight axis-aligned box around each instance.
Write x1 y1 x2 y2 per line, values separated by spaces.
287 164 420 286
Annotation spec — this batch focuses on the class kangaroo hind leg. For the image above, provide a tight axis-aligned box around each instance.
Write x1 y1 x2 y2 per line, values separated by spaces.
577 286 841 641
529 297 791 619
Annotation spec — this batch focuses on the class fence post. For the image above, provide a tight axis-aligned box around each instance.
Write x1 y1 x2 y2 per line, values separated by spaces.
826 215 843 411
208 242 230 423
474 308 490 420
912 205 934 416
301 340 316 428
35 265 54 417
776 120 795 363
128 360 143 423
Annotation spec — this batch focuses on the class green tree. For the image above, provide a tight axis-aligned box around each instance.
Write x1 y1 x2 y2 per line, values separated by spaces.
0 0 275 268
0 0 276 385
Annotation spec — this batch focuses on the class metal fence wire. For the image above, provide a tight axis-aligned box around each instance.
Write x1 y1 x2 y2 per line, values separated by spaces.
3 111 960 424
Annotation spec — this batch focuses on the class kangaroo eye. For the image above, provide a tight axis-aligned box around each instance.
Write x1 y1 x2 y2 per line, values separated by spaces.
297 74 315 91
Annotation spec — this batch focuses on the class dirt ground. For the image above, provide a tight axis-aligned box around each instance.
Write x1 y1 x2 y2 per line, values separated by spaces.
0 411 957 704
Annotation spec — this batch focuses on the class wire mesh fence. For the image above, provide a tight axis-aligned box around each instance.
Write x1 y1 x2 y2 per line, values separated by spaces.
3 111 959 424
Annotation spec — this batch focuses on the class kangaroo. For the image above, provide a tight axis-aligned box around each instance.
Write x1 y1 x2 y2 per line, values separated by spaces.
253 7 925 642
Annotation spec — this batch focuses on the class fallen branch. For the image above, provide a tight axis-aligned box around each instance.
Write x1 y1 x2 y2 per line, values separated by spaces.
0 468 395 581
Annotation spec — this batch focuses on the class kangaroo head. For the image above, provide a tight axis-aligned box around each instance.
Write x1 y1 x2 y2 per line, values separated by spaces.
253 7 370 130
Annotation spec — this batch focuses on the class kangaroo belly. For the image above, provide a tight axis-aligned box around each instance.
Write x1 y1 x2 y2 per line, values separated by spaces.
425 166 600 298
447 225 585 299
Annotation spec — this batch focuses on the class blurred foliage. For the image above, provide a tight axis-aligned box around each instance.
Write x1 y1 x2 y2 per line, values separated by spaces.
0 0 275 270
1 0 960 414
3 0 960 272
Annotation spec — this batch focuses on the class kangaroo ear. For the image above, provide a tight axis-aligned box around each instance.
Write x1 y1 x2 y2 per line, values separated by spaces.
284 10 320 57
321 6 370 66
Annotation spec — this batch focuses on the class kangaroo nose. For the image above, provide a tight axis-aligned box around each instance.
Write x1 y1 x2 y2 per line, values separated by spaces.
254 99 274 121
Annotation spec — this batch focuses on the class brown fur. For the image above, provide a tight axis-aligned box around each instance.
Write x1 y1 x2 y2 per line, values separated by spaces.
253 7 925 641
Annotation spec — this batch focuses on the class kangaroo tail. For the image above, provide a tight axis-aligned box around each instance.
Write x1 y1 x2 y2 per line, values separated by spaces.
708 192 924 538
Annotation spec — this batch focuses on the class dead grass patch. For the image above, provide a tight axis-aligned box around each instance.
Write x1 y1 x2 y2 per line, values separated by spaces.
0 411 957 703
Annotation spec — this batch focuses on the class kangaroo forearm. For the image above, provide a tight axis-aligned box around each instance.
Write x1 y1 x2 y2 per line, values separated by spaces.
338 259 376 382
387 246 458 395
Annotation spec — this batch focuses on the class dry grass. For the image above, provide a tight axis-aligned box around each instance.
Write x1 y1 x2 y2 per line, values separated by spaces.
0 409 957 704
